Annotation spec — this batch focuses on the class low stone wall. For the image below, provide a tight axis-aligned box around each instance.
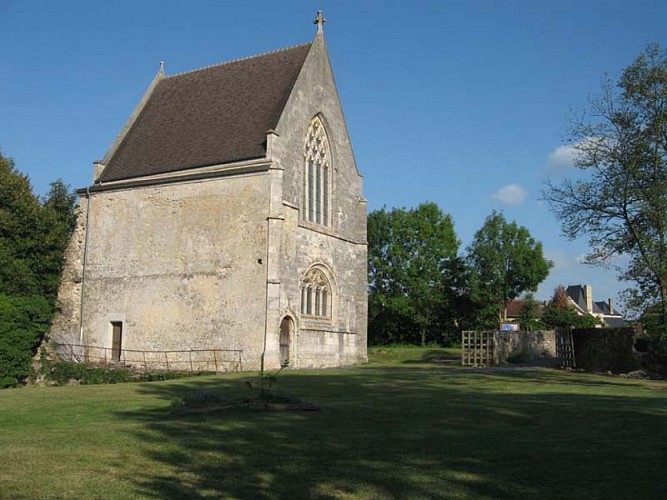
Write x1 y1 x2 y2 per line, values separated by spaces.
494 330 557 365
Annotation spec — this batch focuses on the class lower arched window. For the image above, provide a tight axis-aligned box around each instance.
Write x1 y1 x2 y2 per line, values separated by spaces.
301 268 331 318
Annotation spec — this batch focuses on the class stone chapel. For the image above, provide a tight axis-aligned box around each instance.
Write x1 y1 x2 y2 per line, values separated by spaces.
49 13 368 371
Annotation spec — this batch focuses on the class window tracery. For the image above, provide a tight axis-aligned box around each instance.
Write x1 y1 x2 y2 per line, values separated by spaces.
304 116 331 226
301 268 331 318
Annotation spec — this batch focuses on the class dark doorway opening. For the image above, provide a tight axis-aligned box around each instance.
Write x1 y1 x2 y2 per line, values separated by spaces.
111 321 123 362
279 317 293 367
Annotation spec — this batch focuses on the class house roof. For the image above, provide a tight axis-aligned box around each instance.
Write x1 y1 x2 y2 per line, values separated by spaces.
506 300 526 318
98 43 312 182
566 285 601 314
604 316 628 328
566 285 589 311
567 284 627 327
506 299 545 318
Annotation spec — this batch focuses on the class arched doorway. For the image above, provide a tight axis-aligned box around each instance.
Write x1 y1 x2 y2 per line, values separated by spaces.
279 316 294 367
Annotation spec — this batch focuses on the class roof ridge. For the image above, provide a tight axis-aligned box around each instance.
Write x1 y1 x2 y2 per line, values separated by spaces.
165 41 312 79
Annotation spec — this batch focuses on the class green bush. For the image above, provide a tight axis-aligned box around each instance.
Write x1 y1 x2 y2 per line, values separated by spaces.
44 360 207 386
506 351 529 364
47 362 132 385
0 295 52 388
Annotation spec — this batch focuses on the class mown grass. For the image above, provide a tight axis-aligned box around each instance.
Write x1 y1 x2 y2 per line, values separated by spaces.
0 347 665 499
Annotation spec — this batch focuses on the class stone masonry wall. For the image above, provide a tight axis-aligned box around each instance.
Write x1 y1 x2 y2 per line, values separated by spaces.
46 201 87 359
494 330 557 365
76 173 270 369
267 33 368 368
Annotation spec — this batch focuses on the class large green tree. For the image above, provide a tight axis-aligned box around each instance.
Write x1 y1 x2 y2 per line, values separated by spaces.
0 153 44 297
368 202 460 346
0 150 77 387
0 154 76 301
544 43 667 327
467 211 552 324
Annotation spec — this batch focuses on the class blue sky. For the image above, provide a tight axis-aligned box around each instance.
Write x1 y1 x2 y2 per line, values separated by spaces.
1 0 665 308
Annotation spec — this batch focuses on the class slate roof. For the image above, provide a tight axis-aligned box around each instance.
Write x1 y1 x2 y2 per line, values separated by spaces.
595 300 613 315
567 284 627 327
99 43 312 182
566 285 595 312
604 316 628 328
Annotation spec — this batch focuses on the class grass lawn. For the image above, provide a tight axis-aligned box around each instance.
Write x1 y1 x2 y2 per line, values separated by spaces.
0 347 665 499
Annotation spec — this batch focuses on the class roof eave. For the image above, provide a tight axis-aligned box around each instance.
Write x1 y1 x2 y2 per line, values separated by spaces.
78 156 271 195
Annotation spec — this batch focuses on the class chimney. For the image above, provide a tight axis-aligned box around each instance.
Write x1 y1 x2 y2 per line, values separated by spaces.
608 298 614 315
93 160 106 182
585 284 593 313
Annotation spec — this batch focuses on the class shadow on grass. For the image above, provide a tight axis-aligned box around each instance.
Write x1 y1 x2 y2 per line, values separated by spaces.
116 369 667 499
401 348 462 366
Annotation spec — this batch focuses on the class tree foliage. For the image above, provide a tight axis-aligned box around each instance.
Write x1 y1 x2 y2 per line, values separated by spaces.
0 154 44 297
640 302 667 341
544 43 667 326
467 211 552 323
0 154 77 301
0 150 77 387
0 294 52 388
517 293 541 332
368 202 460 346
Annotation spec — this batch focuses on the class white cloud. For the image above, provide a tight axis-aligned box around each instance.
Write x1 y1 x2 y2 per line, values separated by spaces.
546 137 612 177
546 145 577 175
492 183 528 205
544 250 573 271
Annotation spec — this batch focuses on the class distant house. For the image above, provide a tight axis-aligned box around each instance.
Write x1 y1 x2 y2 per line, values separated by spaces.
506 284 627 330
505 299 546 330
566 284 627 328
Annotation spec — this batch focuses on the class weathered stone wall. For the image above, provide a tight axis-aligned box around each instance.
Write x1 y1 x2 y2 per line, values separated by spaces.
76 174 270 368
276 37 365 245
266 33 368 368
46 201 88 357
493 331 557 365
272 204 365 368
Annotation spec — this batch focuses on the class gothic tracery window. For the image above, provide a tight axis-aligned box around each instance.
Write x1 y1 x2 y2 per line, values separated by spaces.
304 116 331 226
301 268 331 318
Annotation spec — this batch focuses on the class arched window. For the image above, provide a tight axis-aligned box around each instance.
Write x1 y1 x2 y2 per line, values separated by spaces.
301 268 331 318
304 116 331 227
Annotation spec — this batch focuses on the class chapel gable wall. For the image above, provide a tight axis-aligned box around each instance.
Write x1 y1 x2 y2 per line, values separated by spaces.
270 37 368 367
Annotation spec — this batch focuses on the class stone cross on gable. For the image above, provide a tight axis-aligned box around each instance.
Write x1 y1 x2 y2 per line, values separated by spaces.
313 10 326 33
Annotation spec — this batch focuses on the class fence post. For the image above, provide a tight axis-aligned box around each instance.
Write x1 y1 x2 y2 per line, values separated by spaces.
213 350 218 372
462 332 467 366
487 332 492 366
165 352 169 371
143 351 147 372
474 331 479 366
189 351 193 373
